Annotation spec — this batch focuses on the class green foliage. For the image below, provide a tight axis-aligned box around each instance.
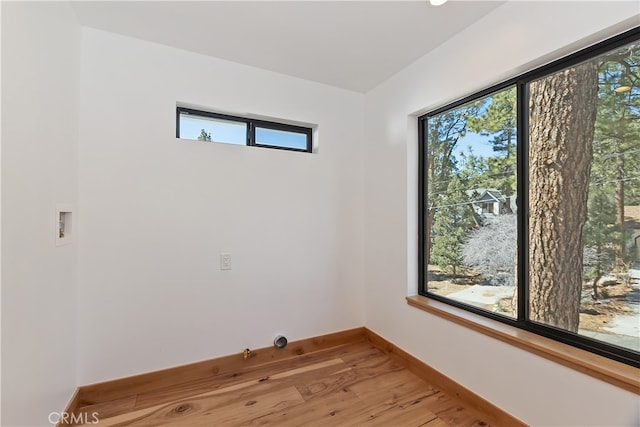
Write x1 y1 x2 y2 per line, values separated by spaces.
198 129 212 141
467 88 517 155
427 107 473 198
458 151 489 189
466 87 517 210
426 43 640 284
426 102 483 266
426 100 485 196
431 175 475 277
583 187 620 281
587 42 640 267
594 54 640 203
427 89 517 273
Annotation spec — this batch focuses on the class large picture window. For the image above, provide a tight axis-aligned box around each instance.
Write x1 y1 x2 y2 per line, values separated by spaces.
419 28 640 367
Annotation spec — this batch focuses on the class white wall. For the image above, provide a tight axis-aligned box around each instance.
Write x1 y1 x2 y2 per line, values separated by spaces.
76 28 365 384
1 2 81 426
364 2 640 427
2 2 639 426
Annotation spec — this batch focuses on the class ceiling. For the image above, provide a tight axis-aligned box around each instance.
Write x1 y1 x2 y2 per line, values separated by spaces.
71 1 505 93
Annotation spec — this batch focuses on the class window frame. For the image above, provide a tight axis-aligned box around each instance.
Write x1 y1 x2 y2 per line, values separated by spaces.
418 26 640 368
176 107 313 153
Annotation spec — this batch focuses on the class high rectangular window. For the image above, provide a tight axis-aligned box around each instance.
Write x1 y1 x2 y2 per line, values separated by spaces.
178 111 247 145
419 28 640 367
255 126 309 151
176 107 313 153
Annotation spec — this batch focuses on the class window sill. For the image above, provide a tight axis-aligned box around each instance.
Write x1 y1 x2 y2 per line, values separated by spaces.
406 295 639 394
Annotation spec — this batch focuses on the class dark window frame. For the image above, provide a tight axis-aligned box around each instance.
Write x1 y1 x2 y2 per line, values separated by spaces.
418 26 640 368
176 107 313 153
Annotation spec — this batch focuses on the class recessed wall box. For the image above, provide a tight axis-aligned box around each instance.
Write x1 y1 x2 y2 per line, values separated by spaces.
56 204 73 246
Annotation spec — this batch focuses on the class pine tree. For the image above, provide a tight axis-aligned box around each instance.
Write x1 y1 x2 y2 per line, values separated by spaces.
468 88 517 156
426 102 482 264
467 87 517 213
198 129 212 141
583 187 620 300
592 45 640 268
431 175 475 279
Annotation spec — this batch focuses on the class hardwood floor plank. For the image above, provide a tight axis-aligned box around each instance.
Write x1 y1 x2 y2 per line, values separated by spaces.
90 359 347 425
296 349 402 403
435 403 491 427
132 342 370 410
73 396 136 422
96 386 305 426
348 369 438 405
78 328 367 405
421 417 454 427
73 339 502 427
240 386 368 427
338 369 441 426
420 391 462 414
359 393 440 426
421 391 491 427
296 366 359 403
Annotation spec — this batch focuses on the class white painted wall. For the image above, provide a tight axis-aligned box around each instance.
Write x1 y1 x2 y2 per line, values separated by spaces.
363 2 640 426
2 1 639 426
76 28 365 384
1 2 81 426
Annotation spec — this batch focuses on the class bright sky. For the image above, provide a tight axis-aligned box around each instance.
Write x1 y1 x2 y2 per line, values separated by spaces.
179 114 307 150
179 115 245 145
455 131 502 160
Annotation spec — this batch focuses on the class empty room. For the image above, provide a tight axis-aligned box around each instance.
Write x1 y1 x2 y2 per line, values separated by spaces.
2 1 639 426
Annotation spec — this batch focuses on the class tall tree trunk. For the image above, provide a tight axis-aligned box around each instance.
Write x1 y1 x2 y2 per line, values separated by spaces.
592 274 602 301
615 155 625 266
426 154 435 265
502 129 515 214
426 208 435 265
528 62 598 333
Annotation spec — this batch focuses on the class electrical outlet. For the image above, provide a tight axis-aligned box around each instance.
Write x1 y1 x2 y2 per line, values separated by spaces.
220 253 232 270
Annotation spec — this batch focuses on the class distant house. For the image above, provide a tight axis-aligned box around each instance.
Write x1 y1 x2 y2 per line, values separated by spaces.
466 188 517 221
624 205 640 262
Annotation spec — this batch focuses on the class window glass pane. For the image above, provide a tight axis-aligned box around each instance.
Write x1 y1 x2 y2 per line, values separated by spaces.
179 112 247 145
528 40 640 352
255 127 308 150
425 86 518 318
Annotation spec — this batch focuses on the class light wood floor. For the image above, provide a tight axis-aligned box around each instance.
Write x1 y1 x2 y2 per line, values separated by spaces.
75 341 493 426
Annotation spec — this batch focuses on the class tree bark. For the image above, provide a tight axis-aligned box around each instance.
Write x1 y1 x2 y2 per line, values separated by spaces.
426 151 436 266
528 62 598 332
615 153 626 265
426 207 435 265
592 273 602 301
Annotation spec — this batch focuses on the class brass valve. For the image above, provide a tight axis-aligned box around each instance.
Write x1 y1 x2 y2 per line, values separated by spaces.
242 348 251 360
